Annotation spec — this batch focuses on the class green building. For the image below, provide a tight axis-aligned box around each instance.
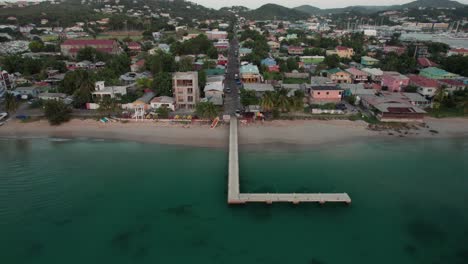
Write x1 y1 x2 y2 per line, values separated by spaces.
360 56 380 67
419 67 459 79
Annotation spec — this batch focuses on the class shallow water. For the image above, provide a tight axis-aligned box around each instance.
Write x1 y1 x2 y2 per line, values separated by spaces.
0 138 467 264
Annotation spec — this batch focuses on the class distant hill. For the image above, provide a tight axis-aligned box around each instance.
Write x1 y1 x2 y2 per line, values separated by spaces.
294 0 466 15
241 4 309 20
401 0 465 8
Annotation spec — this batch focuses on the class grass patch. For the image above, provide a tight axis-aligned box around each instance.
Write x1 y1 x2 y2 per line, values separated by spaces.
426 108 467 118
283 77 310 84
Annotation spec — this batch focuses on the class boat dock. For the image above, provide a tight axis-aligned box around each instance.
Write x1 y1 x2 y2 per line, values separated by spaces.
227 117 351 205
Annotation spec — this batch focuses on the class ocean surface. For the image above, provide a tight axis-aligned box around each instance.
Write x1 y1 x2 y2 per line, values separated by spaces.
0 137 467 264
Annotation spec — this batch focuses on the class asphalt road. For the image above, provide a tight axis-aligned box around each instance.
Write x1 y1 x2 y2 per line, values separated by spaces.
223 36 241 115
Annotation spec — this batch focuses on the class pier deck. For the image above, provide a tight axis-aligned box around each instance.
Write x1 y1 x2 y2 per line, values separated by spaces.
227 117 351 205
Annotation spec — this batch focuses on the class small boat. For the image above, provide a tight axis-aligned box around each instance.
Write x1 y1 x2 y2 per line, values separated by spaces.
210 117 220 129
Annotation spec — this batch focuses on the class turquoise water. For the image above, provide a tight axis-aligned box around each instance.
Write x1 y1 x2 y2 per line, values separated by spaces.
0 138 467 264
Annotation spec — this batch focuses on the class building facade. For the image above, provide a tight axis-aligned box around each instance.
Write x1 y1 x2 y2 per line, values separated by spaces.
173 71 200 110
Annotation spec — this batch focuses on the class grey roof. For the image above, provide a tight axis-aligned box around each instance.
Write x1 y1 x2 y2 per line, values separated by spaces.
311 85 342 91
243 83 274 92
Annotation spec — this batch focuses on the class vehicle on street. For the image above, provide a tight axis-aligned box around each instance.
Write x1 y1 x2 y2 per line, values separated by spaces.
226 88 231 93
336 103 347 111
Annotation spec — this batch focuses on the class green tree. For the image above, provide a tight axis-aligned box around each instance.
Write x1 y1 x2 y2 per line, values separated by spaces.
195 102 218 120
198 70 206 97
260 91 275 112
324 54 340 68
4 93 18 114
177 57 194 72
152 72 173 96
44 100 71 125
97 97 119 116
291 90 305 111
29 40 44 52
145 51 176 74
240 88 259 106
156 105 170 118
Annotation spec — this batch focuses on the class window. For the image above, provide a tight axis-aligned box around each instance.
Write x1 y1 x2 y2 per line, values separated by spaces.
188 88 193 94
188 96 193 102
326 92 329 95
317 92 321 95
339 92 342 95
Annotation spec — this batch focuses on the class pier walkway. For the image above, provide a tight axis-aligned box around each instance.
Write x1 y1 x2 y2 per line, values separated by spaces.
227 117 351 205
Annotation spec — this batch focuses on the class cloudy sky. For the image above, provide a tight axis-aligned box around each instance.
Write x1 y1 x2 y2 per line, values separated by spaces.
190 0 468 9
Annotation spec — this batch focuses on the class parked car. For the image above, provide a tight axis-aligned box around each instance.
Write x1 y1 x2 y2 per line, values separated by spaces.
336 103 347 111
226 88 231 93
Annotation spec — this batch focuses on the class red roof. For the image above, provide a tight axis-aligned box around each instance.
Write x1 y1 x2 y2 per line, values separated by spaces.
408 74 439 88
417 58 438 67
439 79 466 86
449 48 468 53
69 47 115 54
62 39 116 46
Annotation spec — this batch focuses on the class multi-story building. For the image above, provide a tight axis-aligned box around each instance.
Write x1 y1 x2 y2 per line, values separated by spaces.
381 71 410 92
60 39 120 58
345 67 369 83
0 70 15 92
326 68 352 84
240 64 261 83
173 71 200 110
206 30 228 40
288 46 305 55
326 46 354 59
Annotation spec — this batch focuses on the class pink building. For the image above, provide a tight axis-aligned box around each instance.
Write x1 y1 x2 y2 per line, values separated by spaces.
217 54 228 66
310 86 344 103
383 45 406 55
288 46 305 55
206 30 228 40
127 42 142 52
345 67 369 83
267 65 280 72
381 71 409 92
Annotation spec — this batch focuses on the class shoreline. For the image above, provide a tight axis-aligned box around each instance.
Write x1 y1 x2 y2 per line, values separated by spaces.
1 117 468 148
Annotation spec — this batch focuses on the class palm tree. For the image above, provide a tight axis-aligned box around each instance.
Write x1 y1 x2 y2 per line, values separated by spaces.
291 90 305 111
4 93 18 114
260 91 275 112
196 102 218 120
433 85 446 111
275 88 291 112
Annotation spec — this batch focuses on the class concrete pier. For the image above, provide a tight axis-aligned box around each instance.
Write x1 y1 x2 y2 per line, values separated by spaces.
227 117 351 205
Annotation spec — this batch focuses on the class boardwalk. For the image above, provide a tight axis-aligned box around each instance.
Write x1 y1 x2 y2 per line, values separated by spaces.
227 117 351 205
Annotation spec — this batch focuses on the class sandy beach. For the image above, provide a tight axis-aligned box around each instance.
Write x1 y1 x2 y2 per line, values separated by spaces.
1 117 468 148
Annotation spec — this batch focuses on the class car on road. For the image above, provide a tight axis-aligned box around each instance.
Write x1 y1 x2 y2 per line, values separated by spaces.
225 88 231 93
235 109 242 117
336 103 347 111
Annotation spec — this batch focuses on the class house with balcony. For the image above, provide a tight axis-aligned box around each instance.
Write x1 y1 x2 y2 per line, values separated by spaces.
309 86 344 103
150 96 175 111
361 68 384 82
173 71 199 110
345 67 369 83
360 56 380 67
325 68 352 84
288 46 305 55
438 79 468 94
240 64 261 83
381 71 410 92
92 81 128 100
419 67 459 80
326 46 354 59
408 74 439 98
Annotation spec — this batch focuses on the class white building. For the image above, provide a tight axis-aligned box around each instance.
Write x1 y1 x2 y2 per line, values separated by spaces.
92 81 128 100
150 96 175 111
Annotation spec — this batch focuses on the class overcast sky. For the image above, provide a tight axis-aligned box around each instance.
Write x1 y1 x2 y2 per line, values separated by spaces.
190 0 468 9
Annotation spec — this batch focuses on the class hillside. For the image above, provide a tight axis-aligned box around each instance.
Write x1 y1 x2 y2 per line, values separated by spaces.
294 0 466 15
241 4 310 20
401 0 465 9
